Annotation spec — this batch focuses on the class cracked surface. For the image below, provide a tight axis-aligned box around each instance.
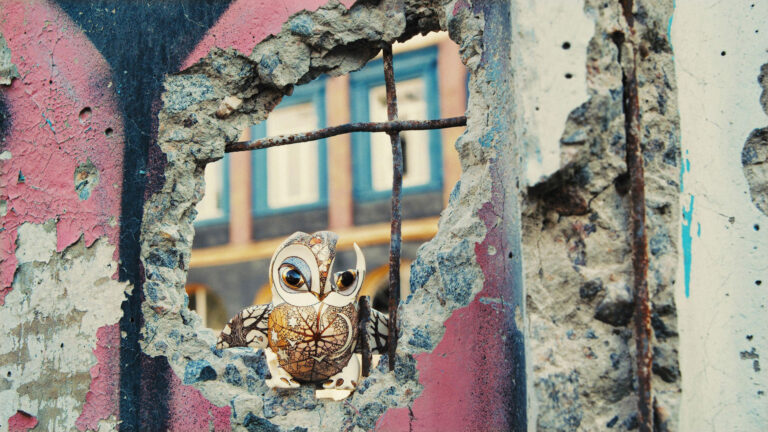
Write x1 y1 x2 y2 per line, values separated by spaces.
139 1 505 429
523 1 681 430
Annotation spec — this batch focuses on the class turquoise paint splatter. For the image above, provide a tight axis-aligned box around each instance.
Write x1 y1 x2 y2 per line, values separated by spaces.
679 149 689 192
696 222 701 237
41 112 55 134
682 195 694 297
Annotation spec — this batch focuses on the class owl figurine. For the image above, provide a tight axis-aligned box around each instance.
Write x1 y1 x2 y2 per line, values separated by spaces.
216 231 388 400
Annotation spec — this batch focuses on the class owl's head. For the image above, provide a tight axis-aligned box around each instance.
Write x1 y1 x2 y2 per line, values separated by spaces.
268 231 366 307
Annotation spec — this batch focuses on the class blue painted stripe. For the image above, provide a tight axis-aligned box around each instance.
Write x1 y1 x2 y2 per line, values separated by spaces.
682 195 694 298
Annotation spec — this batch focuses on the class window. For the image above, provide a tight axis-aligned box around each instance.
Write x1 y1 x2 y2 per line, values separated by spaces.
251 79 328 215
195 156 229 225
351 46 442 201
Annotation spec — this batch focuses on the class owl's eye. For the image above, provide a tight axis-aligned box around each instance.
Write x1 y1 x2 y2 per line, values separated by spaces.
335 270 357 290
280 265 305 289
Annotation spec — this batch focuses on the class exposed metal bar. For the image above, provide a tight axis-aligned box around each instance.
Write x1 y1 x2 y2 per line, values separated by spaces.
357 296 372 377
619 1 653 430
383 44 402 372
224 117 467 153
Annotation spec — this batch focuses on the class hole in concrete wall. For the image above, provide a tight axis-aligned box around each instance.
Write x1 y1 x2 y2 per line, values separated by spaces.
138 2 490 427
187 32 466 334
104 127 113 137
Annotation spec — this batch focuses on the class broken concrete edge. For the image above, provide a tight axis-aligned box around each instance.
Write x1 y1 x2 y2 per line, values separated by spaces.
0 220 130 430
137 0 516 429
0 33 20 86
522 1 681 430
741 62 768 217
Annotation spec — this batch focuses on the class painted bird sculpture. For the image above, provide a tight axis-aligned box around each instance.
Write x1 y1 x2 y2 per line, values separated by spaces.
216 231 388 400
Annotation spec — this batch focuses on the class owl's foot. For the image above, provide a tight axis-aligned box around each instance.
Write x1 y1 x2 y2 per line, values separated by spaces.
314 353 361 401
264 348 300 389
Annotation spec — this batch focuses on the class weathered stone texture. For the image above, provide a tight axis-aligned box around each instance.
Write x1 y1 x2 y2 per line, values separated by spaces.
742 63 768 216
0 221 128 430
523 0 681 430
0 34 19 86
140 1 501 430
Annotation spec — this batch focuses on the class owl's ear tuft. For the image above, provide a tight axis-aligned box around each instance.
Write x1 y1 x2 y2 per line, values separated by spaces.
353 242 366 285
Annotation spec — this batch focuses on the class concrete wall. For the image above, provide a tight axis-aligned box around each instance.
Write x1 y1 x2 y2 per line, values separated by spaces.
0 0 764 431
672 1 768 430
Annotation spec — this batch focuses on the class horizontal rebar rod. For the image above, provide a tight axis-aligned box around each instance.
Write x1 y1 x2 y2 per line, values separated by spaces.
224 116 467 153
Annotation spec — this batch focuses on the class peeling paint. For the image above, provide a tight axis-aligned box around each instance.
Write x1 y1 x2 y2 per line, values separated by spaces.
0 222 128 429
7 411 37 432
0 0 124 304
75 324 120 432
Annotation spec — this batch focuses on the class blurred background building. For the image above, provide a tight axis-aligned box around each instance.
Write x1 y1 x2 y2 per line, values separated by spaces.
185 33 466 330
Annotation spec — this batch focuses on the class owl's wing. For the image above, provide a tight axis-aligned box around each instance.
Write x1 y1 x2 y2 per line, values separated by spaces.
216 304 273 349
356 308 389 355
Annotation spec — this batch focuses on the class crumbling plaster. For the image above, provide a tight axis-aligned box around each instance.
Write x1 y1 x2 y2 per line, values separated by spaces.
12 0 768 429
140 0 524 430
0 1 129 429
0 221 129 430
519 0 681 430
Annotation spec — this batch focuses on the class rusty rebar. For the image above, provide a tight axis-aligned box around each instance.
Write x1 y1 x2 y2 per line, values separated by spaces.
383 44 401 372
619 1 653 430
358 296 372 377
224 117 467 153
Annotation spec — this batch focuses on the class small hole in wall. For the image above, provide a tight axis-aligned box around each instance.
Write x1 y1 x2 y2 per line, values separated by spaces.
78 107 92 124
721 51 727 56
60 343 64 348
757 280 763 286
754 224 760 231
565 73 573 79
508 252 513 259
104 128 113 137
7 371 10 377
48 80 53 84
562 41 571 50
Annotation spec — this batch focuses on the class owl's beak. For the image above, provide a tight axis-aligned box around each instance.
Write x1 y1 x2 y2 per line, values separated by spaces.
311 291 330 302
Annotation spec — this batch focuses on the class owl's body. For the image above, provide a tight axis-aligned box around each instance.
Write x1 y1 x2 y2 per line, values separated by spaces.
268 302 358 382
216 231 388 399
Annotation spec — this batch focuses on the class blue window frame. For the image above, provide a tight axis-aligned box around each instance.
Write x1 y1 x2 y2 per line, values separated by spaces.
350 46 442 201
194 155 230 227
250 78 328 216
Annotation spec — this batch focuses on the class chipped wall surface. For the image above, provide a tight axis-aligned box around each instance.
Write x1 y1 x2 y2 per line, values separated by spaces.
140 1 526 430
520 1 681 430
672 1 768 430
0 0 764 431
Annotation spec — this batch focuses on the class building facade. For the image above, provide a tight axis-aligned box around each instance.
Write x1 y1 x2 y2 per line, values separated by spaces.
186 34 466 330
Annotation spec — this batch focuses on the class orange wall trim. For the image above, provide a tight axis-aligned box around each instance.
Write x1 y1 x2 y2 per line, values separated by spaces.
189 216 440 268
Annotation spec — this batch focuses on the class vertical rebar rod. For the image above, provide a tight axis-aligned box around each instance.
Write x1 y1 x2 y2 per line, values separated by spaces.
619 1 653 430
383 44 402 372
358 296 372 377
